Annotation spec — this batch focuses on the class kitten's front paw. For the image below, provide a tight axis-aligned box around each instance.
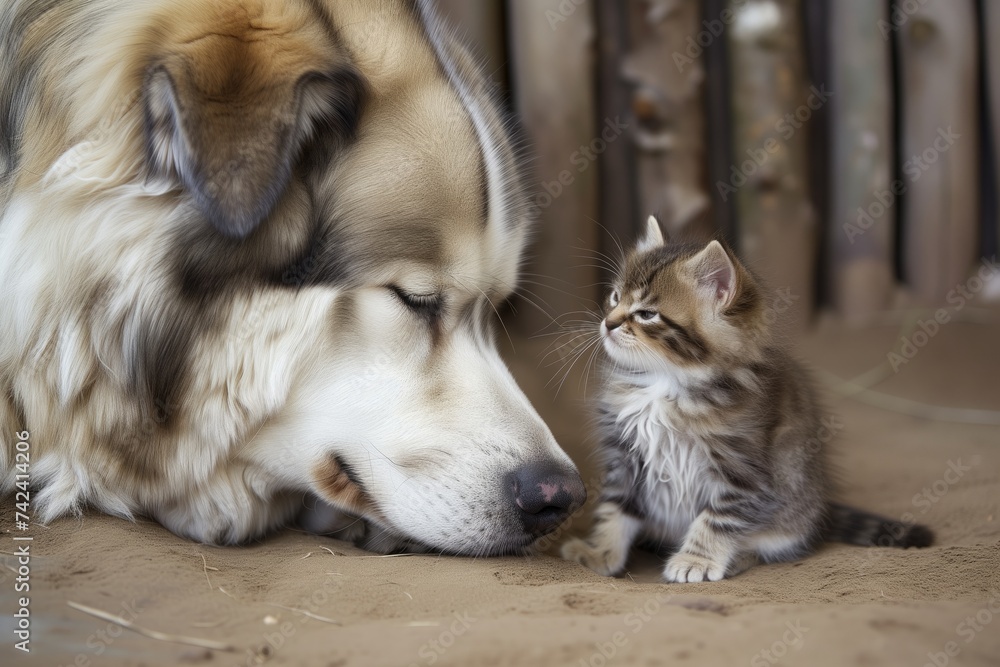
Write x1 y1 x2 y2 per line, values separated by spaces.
561 537 625 577
663 552 727 583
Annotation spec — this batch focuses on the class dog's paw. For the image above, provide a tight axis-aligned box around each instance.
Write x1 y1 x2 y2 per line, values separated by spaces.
357 524 430 554
663 552 727 583
561 538 624 577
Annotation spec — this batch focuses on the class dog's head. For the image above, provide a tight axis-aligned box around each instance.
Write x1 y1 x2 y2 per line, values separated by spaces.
3 0 584 552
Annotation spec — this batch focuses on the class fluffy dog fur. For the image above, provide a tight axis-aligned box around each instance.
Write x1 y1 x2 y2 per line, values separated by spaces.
0 0 583 554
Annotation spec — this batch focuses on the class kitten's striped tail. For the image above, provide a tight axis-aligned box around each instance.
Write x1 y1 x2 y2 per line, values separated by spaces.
824 503 934 548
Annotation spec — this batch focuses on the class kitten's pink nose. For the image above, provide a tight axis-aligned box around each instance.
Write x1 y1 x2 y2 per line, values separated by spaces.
508 463 586 537
605 318 623 332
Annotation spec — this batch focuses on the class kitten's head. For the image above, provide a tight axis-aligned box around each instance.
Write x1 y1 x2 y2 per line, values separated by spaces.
601 216 768 373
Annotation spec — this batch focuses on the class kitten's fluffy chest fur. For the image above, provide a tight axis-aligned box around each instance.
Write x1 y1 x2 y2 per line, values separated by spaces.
601 371 719 546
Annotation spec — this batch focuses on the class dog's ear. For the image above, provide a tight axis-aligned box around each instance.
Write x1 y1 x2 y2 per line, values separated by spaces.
143 52 365 239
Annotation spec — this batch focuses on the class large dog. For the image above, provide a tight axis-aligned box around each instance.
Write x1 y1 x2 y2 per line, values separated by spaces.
0 0 585 554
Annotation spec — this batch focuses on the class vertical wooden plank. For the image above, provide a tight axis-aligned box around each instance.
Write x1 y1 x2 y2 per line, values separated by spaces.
726 0 818 332
985 0 1000 277
702 0 736 245
622 0 713 241
432 0 507 88
595 0 638 255
896 1 979 303
801 0 831 306
828 0 895 323
507 0 600 333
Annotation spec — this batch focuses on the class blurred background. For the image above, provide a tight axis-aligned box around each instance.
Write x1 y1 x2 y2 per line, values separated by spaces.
431 0 1000 477
433 0 1000 326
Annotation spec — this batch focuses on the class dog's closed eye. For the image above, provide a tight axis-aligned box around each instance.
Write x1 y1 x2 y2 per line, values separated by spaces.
390 286 442 318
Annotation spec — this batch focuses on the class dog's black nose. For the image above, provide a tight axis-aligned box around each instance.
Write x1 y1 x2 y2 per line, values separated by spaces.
509 463 587 537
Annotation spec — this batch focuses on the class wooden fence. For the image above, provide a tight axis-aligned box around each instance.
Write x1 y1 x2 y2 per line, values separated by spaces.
433 0 999 333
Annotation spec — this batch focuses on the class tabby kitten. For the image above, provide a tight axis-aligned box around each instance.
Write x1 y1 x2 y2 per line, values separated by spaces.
562 216 932 582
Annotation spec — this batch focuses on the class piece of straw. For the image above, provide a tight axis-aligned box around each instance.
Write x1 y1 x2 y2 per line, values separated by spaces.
264 603 339 625
67 601 234 652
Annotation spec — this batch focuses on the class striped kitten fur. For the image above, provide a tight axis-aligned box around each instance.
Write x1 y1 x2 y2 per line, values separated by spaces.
562 217 933 582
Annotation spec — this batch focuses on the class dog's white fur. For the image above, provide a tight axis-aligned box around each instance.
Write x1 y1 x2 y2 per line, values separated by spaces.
0 0 580 554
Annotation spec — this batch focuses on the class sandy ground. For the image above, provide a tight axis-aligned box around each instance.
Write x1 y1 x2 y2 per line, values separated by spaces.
2 317 999 667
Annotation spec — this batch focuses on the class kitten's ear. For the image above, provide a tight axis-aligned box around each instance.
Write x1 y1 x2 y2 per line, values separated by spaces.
636 215 665 253
689 241 737 306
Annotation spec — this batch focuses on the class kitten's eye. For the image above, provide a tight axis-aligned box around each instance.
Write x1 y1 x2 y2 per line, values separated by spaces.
634 309 659 323
390 286 442 316
608 289 621 307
